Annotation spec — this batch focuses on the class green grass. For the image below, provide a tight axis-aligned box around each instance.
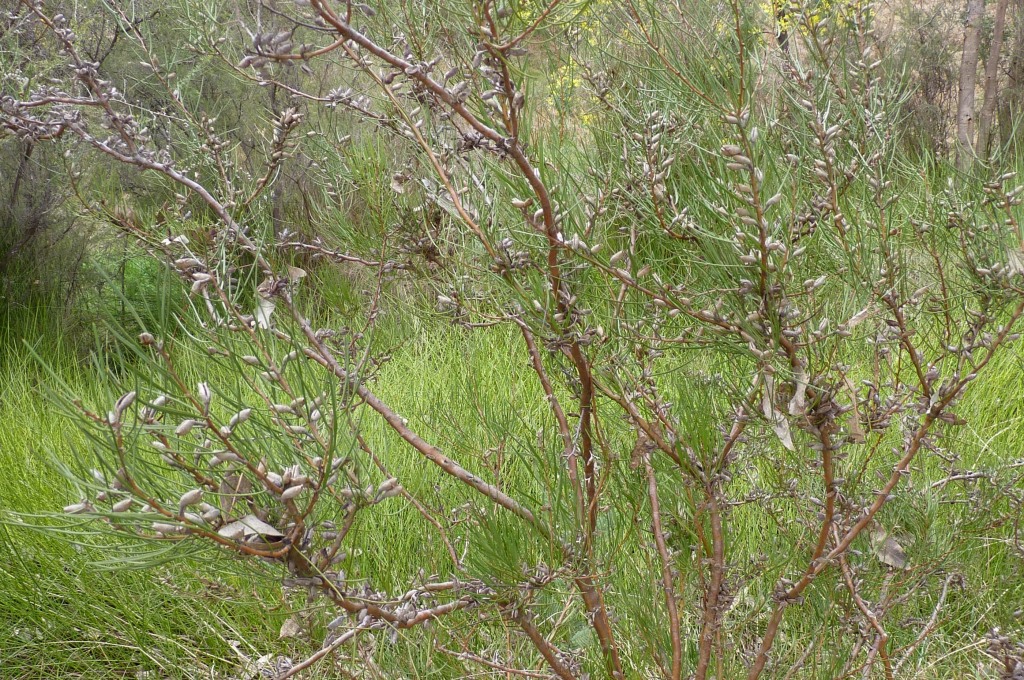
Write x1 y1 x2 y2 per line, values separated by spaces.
3 212 1024 678
1 302 1022 678
0 327 283 679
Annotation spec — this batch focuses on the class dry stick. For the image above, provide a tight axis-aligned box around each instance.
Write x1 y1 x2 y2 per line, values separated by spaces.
279 624 369 679
287 301 551 540
930 472 989 489
892 573 957 673
511 609 579 680
746 425 837 680
880 295 932 402
644 451 682 680
782 624 828 680
514 318 585 527
436 645 552 679
569 341 599 539
836 529 894 680
276 241 388 268
695 492 726 680
696 412 751 679
355 432 463 568
321 589 474 628
497 0 563 51
594 381 686 469
747 300 1024 680
360 385 544 523
860 639 882 680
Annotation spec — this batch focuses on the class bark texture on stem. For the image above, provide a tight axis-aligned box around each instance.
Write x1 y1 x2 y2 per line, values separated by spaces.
977 0 1010 159
957 0 986 168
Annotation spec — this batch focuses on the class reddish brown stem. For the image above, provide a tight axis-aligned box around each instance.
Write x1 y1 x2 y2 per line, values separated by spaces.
511 609 579 680
696 492 725 680
644 451 682 680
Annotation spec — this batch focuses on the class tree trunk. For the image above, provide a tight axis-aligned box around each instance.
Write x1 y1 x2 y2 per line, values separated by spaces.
957 0 986 169
977 0 1010 159
999 0 1024 154
0 141 36 277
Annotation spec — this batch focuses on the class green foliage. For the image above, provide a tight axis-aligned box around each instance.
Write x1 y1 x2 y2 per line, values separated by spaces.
4 0 1024 678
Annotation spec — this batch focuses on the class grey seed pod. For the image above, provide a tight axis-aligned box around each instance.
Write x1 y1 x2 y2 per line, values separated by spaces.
211 451 243 466
280 485 304 501
114 391 136 417
179 489 203 508
229 408 252 428
175 419 199 436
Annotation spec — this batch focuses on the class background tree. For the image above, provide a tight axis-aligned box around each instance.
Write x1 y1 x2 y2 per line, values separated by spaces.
957 0 986 167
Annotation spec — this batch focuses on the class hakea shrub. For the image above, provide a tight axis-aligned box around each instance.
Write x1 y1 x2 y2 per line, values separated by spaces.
5 0 1024 677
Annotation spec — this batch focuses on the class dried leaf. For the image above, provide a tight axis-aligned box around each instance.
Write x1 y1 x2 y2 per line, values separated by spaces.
788 366 808 416
843 376 866 443
761 374 795 451
1008 246 1024 275
217 521 246 541
219 473 253 519
217 514 284 542
239 514 284 538
255 295 276 330
868 523 910 570
279 617 302 640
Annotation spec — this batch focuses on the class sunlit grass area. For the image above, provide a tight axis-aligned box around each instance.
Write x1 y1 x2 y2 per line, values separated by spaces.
2 294 1023 678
